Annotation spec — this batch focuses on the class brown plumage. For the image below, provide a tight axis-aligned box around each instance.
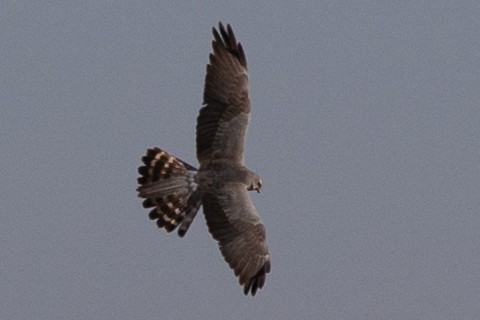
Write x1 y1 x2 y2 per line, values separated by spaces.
137 22 270 296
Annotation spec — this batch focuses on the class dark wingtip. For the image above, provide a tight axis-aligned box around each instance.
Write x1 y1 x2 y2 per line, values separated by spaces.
243 260 271 296
212 21 247 68
218 21 225 32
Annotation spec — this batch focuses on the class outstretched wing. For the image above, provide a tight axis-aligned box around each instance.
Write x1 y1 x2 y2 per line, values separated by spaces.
202 183 271 296
197 23 250 165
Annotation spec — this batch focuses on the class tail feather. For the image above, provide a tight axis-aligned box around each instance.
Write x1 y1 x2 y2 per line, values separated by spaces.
137 148 202 236
178 191 202 237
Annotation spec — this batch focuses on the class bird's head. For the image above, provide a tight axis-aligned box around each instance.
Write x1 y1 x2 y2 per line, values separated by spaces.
248 177 263 193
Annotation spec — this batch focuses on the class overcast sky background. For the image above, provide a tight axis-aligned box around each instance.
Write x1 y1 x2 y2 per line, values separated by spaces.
2 1 479 319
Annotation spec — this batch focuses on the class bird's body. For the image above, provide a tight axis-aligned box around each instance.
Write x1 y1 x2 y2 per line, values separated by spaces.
198 159 261 192
137 23 270 296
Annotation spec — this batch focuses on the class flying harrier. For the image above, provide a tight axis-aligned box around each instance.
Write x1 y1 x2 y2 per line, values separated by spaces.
137 23 271 296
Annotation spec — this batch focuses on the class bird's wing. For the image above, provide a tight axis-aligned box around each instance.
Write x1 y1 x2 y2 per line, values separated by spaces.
202 182 271 296
197 23 251 165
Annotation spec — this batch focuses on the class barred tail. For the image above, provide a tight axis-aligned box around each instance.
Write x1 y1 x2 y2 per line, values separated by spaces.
137 148 202 237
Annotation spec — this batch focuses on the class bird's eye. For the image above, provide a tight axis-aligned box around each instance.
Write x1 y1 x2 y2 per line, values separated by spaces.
255 180 262 192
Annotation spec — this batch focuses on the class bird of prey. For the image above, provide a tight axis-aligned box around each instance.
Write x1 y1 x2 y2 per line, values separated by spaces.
137 23 271 296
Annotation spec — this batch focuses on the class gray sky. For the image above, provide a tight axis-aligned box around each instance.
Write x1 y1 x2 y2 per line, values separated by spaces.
2 1 479 319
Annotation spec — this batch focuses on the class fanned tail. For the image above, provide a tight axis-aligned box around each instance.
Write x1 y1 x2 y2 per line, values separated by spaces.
137 148 202 236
